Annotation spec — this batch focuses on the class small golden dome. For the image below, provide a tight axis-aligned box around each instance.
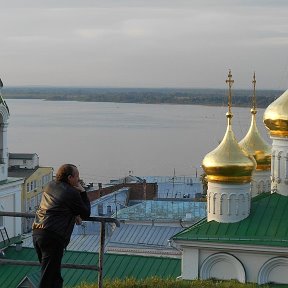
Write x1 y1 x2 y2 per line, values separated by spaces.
239 112 271 171
263 89 288 137
202 70 256 183
239 73 271 171
202 115 256 183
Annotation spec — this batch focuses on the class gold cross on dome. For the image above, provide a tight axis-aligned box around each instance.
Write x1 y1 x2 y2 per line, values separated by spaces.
225 69 234 115
252 72 257 112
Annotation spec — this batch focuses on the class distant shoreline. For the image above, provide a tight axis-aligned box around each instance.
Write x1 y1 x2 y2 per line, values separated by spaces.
2 87 283 108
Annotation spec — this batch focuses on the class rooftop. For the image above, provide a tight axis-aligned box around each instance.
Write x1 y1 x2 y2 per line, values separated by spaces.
23 223 183 257
173 193 288 247
114 200 206 224
0 246 180 288
0 177 23 186
9 153 37 160
8 168 38 178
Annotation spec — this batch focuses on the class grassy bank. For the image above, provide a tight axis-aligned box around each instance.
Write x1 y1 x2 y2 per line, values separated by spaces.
73 277 270 288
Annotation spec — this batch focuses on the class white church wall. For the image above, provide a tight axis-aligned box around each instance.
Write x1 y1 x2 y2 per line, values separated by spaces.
271 137 288 196
230 251 272 283
180 245 288 284
207 182 251 223
181 247 199 280
251 170 271 197
200 252 246 283
258 257 288 284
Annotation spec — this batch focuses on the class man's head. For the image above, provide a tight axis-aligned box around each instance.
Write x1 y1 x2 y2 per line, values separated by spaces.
56 164 80 186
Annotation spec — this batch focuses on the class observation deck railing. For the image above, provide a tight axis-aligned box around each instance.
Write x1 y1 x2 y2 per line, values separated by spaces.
0 211 120 288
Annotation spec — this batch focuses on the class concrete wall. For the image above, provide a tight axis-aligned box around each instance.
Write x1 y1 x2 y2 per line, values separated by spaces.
180 245 288 285
0 179 23 238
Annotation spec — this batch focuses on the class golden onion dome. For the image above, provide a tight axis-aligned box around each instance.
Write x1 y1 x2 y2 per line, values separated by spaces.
239 73 271 171
263 89 288 137
202 70 256 183
202 114 256 183
239 111 271 171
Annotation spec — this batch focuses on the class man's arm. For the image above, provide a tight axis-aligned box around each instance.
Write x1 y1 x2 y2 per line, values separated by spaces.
67 186 91 220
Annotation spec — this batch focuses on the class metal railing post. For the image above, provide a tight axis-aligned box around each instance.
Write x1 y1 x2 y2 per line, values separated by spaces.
98 221 105 288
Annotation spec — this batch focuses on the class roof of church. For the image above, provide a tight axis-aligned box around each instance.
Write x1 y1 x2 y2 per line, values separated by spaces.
0 247 180 287
172 193 288 247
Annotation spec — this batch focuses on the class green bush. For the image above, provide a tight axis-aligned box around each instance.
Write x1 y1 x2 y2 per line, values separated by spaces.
73 277 269 288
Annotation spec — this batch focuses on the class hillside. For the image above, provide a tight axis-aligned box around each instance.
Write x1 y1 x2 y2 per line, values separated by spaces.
2 87 283 108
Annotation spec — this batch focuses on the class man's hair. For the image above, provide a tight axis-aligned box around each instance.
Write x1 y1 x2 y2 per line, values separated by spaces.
55 164 77 183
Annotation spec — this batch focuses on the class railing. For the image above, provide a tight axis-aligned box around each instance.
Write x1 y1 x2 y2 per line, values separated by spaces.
0 211 120 288
0 226 10 245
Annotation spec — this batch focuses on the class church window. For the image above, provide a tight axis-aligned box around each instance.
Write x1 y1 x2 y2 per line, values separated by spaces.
212 194 216 214
277 151 283 182
259 181 264 193
285 153 288 179
271 151 275 180
266 180 271 192
235 196 239 216
219 198 223 215
239 194 245 215
208 193 211 213
227 196 231 215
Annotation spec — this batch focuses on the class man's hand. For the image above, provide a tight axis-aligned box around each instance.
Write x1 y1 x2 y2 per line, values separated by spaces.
73 182 85 193
75 215 82 225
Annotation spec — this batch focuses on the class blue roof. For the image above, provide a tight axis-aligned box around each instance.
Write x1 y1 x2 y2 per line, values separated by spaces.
114 200 206 223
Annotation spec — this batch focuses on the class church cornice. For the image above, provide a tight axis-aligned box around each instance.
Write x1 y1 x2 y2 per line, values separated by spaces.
173 239 288 254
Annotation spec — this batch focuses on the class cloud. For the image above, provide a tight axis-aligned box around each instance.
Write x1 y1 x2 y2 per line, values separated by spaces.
0 1 287 88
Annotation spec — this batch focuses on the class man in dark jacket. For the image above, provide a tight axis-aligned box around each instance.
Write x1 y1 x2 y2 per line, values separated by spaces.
32 164 91 288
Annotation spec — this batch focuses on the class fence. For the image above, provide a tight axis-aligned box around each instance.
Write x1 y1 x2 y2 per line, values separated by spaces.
0 211 120 288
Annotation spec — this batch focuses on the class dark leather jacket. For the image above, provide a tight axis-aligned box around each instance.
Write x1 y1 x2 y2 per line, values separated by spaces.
32 180 91 247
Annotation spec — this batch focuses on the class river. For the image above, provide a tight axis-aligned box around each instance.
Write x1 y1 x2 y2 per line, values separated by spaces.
6 99 271 184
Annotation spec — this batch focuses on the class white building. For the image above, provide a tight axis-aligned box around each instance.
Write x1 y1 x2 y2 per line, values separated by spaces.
9 153 39 169
0 89 23 240
172 71 288 285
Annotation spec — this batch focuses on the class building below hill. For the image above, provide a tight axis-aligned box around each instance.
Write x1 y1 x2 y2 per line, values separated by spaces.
0 89 23 241
114 199 206 227
22 183 205 257
8 153 53 233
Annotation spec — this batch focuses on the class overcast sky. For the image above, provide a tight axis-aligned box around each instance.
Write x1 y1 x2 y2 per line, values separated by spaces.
0 0 288 89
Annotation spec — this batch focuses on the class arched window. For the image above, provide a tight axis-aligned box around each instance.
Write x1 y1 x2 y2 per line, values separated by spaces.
277 151 283 182
285 153 288 180
271 151 275 180
213 193 217 215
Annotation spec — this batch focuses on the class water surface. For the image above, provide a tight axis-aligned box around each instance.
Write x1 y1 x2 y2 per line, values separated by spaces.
6 99 270 184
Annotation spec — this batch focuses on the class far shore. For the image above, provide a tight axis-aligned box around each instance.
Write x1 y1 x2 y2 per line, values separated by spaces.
2 87 283 108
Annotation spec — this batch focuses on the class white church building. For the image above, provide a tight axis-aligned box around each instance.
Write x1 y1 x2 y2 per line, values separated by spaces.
0 87 23 241
172 71 288 285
